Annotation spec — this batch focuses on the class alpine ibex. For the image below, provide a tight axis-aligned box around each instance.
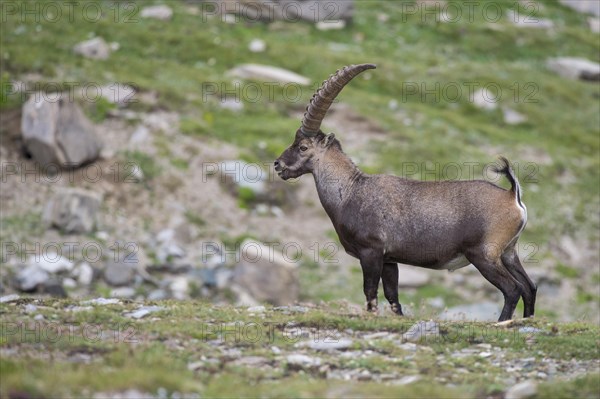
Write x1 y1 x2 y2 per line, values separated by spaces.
275 64 536 322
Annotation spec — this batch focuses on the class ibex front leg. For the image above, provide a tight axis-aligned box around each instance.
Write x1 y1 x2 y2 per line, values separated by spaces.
359 249 384 313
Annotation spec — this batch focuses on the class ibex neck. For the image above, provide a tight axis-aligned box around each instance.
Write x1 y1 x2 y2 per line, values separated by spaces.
313 149 361 219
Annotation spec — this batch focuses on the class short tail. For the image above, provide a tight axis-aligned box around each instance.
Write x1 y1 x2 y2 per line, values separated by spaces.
493 156 524 209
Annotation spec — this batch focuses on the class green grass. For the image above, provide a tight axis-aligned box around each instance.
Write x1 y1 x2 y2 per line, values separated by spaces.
1 299 599 398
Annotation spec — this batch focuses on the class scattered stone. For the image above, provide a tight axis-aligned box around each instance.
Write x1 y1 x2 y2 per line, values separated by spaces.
316 20 346 30
227 64 311 85
393 375 421 385
547 57 600 81
505 380 537 399
518 326 542 334
15 265 49 291
402 320 440 342
140 5 173 20
363 332 389 340
63 278 77 288
42 188 102 234
503 107 528 125
125 305 164 319
73 262 94 285
155 229 186 264
232 240 299 306
248 39 266 53
438 302 500 322
0 294 20 303
232 356 269 366
398 266 430 288
471 87 498 110
286 354 322 369
147 289 169 301
103 257 136 287
24 304 38 313
308 338 353 351
110 287 136 298
82 298 120 306
28 254 74 274
73 37 111 60
21 95 103 167
169 277 189 300
247 305 266 313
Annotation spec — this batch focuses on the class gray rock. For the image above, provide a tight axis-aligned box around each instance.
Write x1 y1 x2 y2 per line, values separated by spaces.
316 20 346 30
73 37 110 60
248 39 266 53
402 320 440 343
438 302 500 321
308 338 353 351
21 95 103 167
398 266 430 288
232 240 299 306
169 276 189 300
140 5 173 20
0 294 20 303
148 289 169 301
15 265 49 291
559 0 599 17
471 88 498 110
286 354 322 368
110 287 136 298
125 305 164 319
24 304 38 313
505 380 537 399
73 262 94 285
227 64 310 85
547 57 600 81
29 254 74 274
104 257 136 286
43 188 102 234
82 298 120 305
503 107 528 125
218 160 295 207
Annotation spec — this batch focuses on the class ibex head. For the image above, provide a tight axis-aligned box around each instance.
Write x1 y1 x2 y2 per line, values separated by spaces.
274 64 376 180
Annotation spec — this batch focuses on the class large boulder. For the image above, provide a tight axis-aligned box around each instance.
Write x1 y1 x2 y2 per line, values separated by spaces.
232 240 299 305
21 96 103 167
43 188 102 234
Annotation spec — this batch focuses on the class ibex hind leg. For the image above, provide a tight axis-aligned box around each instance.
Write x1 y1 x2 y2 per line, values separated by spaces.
501 247 537 318
382 262 403 315
466 249 525 322
359 250 384 314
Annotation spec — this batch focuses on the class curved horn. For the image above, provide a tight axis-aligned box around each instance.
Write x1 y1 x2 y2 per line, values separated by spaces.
301 63 376 135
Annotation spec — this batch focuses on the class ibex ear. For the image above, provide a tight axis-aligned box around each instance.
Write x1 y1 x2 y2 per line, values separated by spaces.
322 133 336 147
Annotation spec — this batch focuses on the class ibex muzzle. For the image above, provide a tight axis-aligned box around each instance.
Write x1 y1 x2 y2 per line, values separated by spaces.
275 64 535 322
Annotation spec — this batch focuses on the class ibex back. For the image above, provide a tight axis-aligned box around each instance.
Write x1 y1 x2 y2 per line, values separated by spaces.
275 64 536 322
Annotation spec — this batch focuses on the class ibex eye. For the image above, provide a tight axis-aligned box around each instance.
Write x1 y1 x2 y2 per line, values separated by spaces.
300 146 308 152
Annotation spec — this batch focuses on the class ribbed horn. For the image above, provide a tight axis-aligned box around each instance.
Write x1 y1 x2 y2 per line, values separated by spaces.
300 63 376 135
